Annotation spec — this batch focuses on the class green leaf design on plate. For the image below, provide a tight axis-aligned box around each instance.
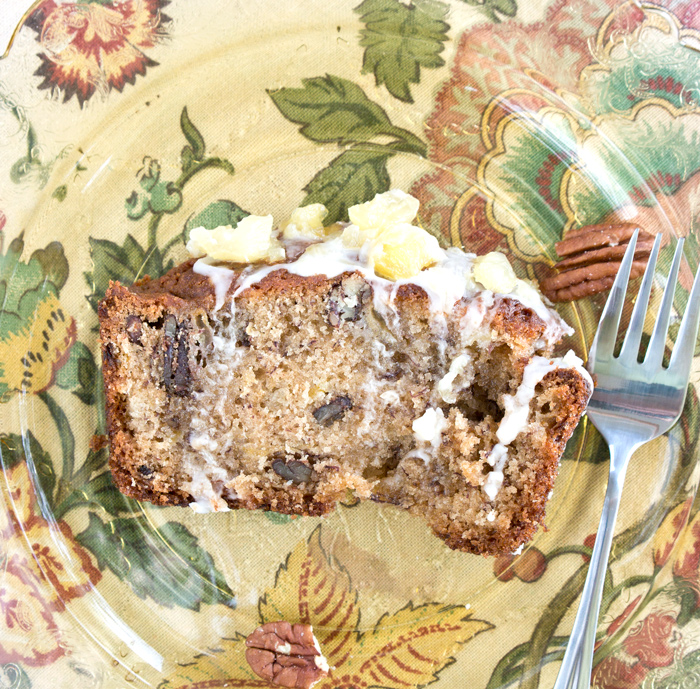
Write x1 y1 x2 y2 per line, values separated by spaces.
263 511 295 525
270 75 426 222
55 341 98 405
486 636 567 689
32 242 69 292
268 74 426 152
303 146 392 223
84 234 174 312
460 0 517 23
269 74 393 144
672 578 700 627
0 431 56 508
9 124 53 190
55 471 139 519
76 513 237 611
119 107 236 258
126 158 184 220
650 647 700 687
180 106 206 173
0 234 68 339
355 0 449 104
183 199 250 243
52 184 68 202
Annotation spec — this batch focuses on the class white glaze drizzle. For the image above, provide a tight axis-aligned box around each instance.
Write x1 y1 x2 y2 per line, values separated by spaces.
412 407 447 448
193 258 235 311
185 468 230 513
195 236 570 343
483 443 509 501
437 353 472 404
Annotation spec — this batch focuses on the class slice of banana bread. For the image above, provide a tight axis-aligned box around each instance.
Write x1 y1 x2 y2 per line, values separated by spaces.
98 193 591 555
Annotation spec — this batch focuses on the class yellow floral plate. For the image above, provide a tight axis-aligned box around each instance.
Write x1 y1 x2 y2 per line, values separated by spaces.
1 1 700 688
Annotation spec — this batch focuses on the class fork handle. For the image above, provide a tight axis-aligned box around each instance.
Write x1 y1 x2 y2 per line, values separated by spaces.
552 443 635 689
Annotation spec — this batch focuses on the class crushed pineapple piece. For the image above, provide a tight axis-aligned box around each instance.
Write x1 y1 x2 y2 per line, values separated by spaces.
343 190 420 248
282 204 328 240
349 189 420 230
186 215 285 263
340 224 369 249
473 251 517 293
367 223 444 280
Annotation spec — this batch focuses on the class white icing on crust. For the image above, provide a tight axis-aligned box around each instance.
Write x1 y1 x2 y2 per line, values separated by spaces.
193 258 235 311
186 469 230 513
195 235 571 346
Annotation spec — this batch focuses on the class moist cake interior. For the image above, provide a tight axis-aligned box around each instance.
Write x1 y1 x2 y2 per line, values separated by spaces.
102 263 590 555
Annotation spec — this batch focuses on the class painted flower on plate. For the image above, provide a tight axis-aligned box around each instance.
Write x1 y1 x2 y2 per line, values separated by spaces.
0 461 101 666
0 231 74 401
652 499 693 569
26 0 170 105
163 526 493 689
592 608 679 688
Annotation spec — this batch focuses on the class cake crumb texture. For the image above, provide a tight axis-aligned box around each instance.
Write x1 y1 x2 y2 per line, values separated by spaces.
99 263 590 555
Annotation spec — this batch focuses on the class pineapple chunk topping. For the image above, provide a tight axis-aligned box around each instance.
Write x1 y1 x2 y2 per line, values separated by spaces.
282 204 328 240
187 215 285 263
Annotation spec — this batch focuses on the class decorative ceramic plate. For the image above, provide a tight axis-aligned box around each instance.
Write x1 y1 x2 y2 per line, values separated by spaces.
1 1 700 688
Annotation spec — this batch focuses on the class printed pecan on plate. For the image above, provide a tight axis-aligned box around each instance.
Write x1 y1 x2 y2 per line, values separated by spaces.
245 621 330 689
540 223 656 302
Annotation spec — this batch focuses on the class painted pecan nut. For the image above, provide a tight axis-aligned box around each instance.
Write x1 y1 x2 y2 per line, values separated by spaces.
245 621 329 689
540 223 655 302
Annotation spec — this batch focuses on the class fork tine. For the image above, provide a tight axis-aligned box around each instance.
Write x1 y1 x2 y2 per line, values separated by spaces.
618 234 662 365
588 229 639 368
667 260 700 376
645 238 685 370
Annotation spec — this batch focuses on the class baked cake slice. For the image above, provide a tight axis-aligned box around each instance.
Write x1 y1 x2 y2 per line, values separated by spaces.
99 190 592 555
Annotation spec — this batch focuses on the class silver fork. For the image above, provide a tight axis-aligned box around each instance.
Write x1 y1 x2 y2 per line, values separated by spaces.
552 230 700 689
